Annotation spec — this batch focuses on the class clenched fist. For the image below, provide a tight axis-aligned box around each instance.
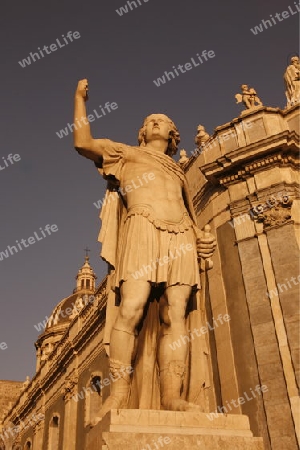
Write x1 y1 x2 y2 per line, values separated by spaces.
196 225 216 260
75 79 89 101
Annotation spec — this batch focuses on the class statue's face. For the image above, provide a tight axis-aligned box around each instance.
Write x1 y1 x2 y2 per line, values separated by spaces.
144 114 172 142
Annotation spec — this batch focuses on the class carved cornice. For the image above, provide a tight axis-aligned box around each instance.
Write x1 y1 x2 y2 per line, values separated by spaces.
219 149 299 186
95 277 108 297
200 131 299 186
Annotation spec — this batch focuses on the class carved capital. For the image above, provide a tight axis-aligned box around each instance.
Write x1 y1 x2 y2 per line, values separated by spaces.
251 195 293 229
62 376 79 401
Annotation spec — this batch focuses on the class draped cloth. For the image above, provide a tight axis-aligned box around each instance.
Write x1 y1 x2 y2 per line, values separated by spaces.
96 142 211 410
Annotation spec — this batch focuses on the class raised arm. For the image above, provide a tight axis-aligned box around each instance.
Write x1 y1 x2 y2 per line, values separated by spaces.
73 79 106 163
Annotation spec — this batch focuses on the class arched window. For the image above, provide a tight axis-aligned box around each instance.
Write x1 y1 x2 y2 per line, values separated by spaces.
85 374 102 426
81 279 84 289
48 415 60 450
86 279 90 289
24 440 32 449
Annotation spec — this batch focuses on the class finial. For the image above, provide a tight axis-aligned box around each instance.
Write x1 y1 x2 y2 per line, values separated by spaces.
178 149 189 165
84 247 91 260
195 124 210 149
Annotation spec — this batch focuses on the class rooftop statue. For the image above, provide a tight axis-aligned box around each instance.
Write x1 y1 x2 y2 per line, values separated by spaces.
284 56 300 107
235 84 263 110
73 79 216 421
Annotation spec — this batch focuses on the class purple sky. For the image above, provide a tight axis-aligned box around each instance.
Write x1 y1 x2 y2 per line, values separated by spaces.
0 0 298 381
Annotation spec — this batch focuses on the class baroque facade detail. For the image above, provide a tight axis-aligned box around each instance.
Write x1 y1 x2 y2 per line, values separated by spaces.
251 196 293 229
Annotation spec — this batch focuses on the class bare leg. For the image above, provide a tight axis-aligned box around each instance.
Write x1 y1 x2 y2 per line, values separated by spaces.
158 284 201 411
158 285 189 365
94 279 151 423
111 279 151 363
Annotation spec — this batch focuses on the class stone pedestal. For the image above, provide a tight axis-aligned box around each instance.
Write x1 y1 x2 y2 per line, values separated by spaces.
86 410 265 449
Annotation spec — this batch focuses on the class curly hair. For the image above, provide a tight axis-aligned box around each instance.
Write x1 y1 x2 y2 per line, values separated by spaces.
137 114 180 157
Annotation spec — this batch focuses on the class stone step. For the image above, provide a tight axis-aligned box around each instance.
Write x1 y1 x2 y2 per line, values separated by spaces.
102 432 264 449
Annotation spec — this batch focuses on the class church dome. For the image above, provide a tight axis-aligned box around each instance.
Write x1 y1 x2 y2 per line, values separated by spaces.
34 255 97 371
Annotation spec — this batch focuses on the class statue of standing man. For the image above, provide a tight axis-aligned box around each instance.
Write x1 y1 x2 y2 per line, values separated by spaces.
284 56 300 107
73 80 216 420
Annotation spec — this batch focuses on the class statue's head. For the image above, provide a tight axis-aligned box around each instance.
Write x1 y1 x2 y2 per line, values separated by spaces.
138 113 180 157
291 56 300 66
